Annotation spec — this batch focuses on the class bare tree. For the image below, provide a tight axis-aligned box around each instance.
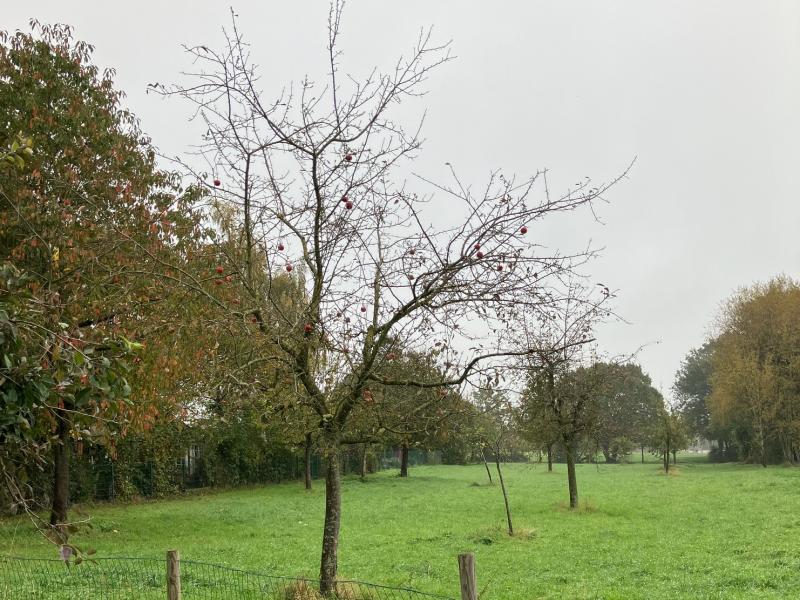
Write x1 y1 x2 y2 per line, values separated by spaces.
162 3 624 592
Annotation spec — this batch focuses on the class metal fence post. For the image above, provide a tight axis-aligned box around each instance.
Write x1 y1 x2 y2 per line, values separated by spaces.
166 550 181 600
458 553 477 600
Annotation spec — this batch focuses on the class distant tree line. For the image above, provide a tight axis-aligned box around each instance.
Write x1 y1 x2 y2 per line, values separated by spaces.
675 276 800 465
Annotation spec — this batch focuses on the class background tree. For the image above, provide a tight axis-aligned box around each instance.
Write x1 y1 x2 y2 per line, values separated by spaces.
0 22 202 542
519 282 613 509
673 341 716 446
650 408 688 473
162 4 622 591
592 363 663 464
708 277 800 465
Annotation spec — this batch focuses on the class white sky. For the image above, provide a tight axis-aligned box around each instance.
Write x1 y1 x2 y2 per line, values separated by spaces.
6 1 799 399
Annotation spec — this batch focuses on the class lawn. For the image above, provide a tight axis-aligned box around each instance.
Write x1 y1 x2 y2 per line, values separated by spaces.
2 457 799 599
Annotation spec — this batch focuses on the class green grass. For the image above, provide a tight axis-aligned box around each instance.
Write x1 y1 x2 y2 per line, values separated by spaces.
2 458 800 599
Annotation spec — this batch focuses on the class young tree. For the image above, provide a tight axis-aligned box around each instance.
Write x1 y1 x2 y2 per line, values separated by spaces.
472 387 517 536
164 5 623 590
519 283 613 509
650 408 688 473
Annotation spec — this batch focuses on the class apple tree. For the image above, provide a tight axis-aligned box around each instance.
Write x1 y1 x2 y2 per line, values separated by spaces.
164 4 624 591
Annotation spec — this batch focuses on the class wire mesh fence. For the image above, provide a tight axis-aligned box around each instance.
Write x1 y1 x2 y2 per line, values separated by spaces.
0 555 456 600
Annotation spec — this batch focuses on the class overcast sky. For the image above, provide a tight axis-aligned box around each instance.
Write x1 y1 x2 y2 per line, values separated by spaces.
6 1 799 398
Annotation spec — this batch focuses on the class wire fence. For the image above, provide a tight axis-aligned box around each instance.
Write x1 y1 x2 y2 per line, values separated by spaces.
0 555 456 600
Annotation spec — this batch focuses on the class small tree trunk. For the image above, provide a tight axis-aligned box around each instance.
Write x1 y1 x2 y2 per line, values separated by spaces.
672 449 677 465
547 445 553 472
494 450 513 536
564 442 579 509
601 444 615 464
481 448 493 484
641 445 644 464
399 442 409 478
319 447 341 595
49 415 71 541
304 432 313 491
360 442 369 480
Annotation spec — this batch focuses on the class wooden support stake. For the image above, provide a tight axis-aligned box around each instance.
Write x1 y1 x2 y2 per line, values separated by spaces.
458 553 477 600
167 550 181 600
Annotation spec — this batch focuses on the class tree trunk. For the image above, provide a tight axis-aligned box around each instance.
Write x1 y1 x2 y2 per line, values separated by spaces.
547 445 553 472
319 448 341 595
399 442 409 477
494 450 513 536
672 449 677 465
49 416 71 542
360 442 369 480
304 432 313 491
481 448 493 484
759 426 767 468
564 442 578 509
641 445 644 464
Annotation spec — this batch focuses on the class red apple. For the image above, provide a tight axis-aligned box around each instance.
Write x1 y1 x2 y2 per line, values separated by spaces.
520 226 528 235
476 251 484 259
278 243 285 251
496 264 504 271
304 323 313 334
344 153 353 162
224 275 232 283
345 201 353 210
213 179 221 187
285 264 293 273
214 279 223 285
409 248 416 255
341 195 349 203
474 243 481 251
215 265 224 274
360 305 367 313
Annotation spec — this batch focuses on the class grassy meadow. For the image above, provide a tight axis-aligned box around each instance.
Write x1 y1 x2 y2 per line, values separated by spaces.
2 457 799 599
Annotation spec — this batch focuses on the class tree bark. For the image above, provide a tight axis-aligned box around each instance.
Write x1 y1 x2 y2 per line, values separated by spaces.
641 445 644 464
319 448 341 595
494 451 513 536
49 415 71 541
481 448 493 484
304 432 313 491
547 445 553 472
399 442 409 478
564 441 579 509
672 449 677 465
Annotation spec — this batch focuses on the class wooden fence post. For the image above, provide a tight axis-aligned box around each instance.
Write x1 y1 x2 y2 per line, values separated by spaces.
167 550 181 600
458 553 477 600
